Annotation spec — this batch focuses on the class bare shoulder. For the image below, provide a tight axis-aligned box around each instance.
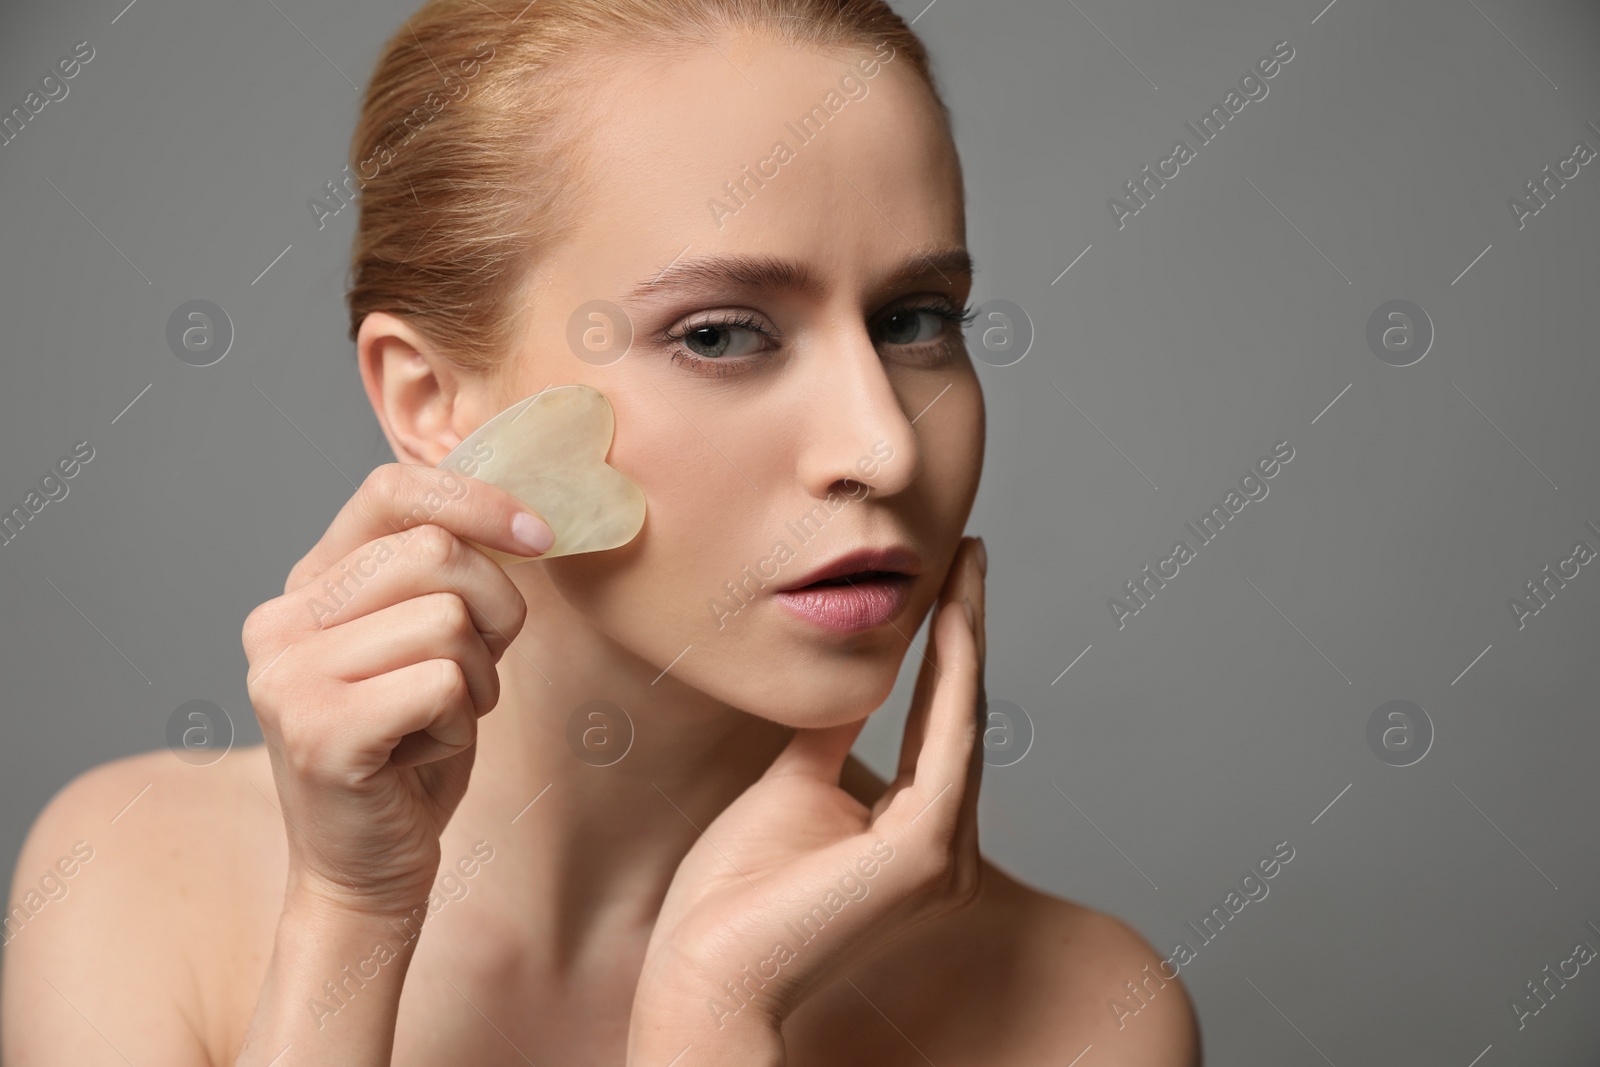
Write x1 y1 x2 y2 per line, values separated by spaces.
832 758 1200 1065
977 865 1202 1066
822 859 1202 1067
1 744 281 1065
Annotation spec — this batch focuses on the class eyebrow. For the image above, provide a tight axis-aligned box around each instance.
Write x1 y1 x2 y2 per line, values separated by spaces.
623 247 975 303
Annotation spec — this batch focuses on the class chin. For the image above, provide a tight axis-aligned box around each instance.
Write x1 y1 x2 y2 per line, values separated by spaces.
717 624 915 728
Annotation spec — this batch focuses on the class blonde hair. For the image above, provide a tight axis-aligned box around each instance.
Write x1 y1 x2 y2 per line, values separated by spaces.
344 0 948 374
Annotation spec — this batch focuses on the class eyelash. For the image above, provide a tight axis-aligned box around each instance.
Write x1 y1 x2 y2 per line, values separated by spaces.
662 301 980 379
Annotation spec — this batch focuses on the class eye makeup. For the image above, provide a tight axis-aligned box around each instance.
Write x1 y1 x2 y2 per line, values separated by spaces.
657 297 978 379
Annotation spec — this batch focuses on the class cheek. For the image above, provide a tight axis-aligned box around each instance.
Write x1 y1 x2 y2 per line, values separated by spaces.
921 375 985 516
491 342 789 664
541 401 758 642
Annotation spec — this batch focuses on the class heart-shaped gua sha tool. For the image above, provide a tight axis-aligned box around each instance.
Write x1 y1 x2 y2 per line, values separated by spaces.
436 384 645 564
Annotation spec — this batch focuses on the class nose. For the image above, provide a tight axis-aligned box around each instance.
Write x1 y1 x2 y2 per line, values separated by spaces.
793 324 923 502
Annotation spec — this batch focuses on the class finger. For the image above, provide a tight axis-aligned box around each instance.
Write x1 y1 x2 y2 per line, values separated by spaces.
962 537 987 831
893 537 978 785
880 595 980 841
341 657 479 769
957 609 986 862
288 522 528 657
893 629 940 787
877 537 977 823
284 463 555 596
765 717 869 784
970 535 986 668
300 593 499 715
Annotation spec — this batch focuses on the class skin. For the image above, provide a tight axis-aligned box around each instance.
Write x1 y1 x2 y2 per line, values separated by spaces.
1 29 1199 1067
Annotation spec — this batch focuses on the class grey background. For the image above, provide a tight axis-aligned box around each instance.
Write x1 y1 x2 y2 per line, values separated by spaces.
3 0 1598 1062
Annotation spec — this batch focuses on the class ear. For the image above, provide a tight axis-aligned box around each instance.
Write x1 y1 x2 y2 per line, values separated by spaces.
356 311 469 466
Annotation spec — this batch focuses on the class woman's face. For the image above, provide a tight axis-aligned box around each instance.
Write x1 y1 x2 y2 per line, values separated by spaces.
486 31 983 726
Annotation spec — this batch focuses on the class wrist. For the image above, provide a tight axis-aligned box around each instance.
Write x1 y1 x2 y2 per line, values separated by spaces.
278 879 437 994
285 866 438 927
236 884 428 1057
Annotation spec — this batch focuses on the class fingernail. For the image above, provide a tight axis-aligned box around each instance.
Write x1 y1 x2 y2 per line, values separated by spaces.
974 536 987 577
963 596 976 631
512 511 556 554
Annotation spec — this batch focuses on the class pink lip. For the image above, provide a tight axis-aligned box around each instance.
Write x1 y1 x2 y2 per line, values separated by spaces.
772 573 914 633
777 546 922 592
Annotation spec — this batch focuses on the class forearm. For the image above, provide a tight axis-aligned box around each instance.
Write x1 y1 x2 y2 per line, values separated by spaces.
234 890 424 1066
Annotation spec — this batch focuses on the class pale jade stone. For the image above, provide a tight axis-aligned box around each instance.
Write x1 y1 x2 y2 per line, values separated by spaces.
437 384 645 563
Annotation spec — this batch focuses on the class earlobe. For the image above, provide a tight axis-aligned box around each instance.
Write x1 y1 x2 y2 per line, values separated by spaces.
355 311 465 466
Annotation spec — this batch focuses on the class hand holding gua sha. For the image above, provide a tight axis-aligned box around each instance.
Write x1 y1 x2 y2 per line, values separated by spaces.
437 383 646 564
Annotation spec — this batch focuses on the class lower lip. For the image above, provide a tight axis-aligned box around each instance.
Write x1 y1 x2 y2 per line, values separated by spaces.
772 574 913 633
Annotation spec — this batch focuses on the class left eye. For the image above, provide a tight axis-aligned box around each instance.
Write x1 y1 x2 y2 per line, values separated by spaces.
875 308 948 346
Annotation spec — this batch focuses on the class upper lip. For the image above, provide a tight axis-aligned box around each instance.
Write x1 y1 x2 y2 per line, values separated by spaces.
777 545 922 591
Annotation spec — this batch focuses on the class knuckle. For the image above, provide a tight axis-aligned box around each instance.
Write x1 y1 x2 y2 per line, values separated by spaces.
363 463 420 534
248 667 303 727
409 523 459 572
242 599 302 661
241 601 273 653
429 592 472 635
433 657 469 703
280 728 323 780
245 679 278 728
365 461 407 505
244 658 275 704
271 704 323 775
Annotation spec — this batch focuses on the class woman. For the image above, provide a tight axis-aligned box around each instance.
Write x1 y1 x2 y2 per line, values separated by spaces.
2 1 1199 1063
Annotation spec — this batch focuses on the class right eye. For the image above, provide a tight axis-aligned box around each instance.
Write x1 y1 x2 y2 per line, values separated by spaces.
662 310 778 377
679 321 766 360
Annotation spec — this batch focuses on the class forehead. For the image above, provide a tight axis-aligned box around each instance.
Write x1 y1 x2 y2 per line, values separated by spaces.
547 30 965 301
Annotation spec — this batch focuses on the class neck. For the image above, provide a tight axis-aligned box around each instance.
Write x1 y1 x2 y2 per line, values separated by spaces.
441 567 794 970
